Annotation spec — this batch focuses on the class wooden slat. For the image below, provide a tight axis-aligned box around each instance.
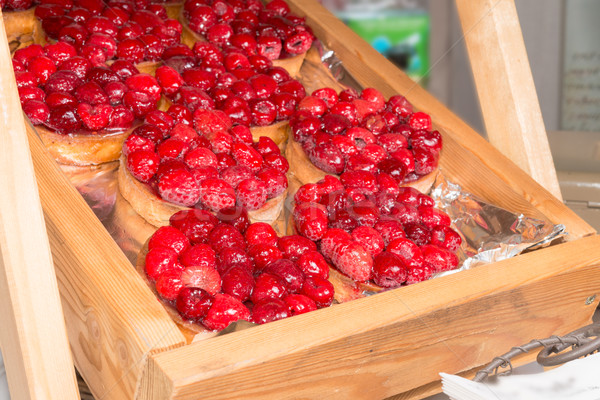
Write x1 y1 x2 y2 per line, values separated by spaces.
0 12 80 400
456 0 562 200
285 0 594 239
25 121 187 400
142 235 600 400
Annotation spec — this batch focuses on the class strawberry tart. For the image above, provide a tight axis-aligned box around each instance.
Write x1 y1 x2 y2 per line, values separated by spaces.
155 41 305 148
117 114 289 227
137 208 334 336
179 0 313 77
14 42 163 165
286 87 442 195
292 174 462 302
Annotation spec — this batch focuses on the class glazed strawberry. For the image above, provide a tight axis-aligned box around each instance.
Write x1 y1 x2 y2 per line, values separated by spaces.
405 264 434 285
207 223 246 253
429 225 462 252
263 259 304 293
148 225 191 254
244 222 278 247
180 244 217 270
245 243 281 272
294 183 320 204
203 293 250 331
319 228 352 261
252 298 290 324
251 272 287 303
300 275 334 308
373 220 406 245
331 241 373 282
221 265 254 302
198 178 237 211
145 246 179 281
184 147 218 169
216 246 253 274
277 235 316 261
387 237 423 270
216 205 251 233
176 287 214 322
404 223 431 247
158 168 201 207
181 265 222 295
351 226 384 257
236 177 267 210
284 294 317 315
155 270 184 301
256 167 287 198
372 252 407 288
23 101 50 125
421 244 459 273
296 250 329 280
294 202 328 241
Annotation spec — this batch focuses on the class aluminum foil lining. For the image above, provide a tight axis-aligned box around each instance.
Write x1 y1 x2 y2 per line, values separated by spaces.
430 173 565 276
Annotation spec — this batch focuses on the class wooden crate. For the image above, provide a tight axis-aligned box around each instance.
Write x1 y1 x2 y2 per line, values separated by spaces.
7 1 600 399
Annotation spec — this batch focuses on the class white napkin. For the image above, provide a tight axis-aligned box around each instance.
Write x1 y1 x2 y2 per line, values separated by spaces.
441 351 600 400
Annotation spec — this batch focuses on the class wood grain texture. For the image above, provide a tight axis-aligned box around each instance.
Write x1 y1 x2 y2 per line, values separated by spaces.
284 0 593 239
0 12 80 400
141 235 600 400
25 121 187 400
456 0 562 200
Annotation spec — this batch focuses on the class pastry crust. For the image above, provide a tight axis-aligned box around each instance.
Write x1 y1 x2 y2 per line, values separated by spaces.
118 154 287 227
3 8 46 52
179 10 306 77
285 136 439 195
36 124 132 166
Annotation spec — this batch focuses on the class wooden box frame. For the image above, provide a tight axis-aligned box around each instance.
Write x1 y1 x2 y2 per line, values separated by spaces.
3 1 600 399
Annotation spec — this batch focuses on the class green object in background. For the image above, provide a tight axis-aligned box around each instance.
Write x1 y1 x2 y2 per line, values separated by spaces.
340 11 430 84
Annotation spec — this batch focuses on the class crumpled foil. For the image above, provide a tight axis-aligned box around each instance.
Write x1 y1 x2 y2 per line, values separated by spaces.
429 173 566 275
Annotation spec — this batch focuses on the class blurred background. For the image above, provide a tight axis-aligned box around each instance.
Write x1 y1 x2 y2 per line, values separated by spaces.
321 0 600 232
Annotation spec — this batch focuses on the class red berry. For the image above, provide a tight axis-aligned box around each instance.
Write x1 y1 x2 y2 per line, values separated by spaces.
180 243 217 269
251 272 287 303
203 293 250 331
170 210 218 244
372 251 407 288
181 264 222 295
296 250 329 280
198 178 236 211
351 226 385 257
421 244 459 273
387 237 423 270
300 275 334 308
263 259 305 293
245 222 278 247
176 287 214 322
221 265 255 302
155 270 183 301
284 294 317 315
158 168 201 207
144 246 179 281
247 243 282 272
216 206 251 233
149 225 190 254
252 298 290 324
207 223 246 253
277 235 316 261
236 178 267 210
